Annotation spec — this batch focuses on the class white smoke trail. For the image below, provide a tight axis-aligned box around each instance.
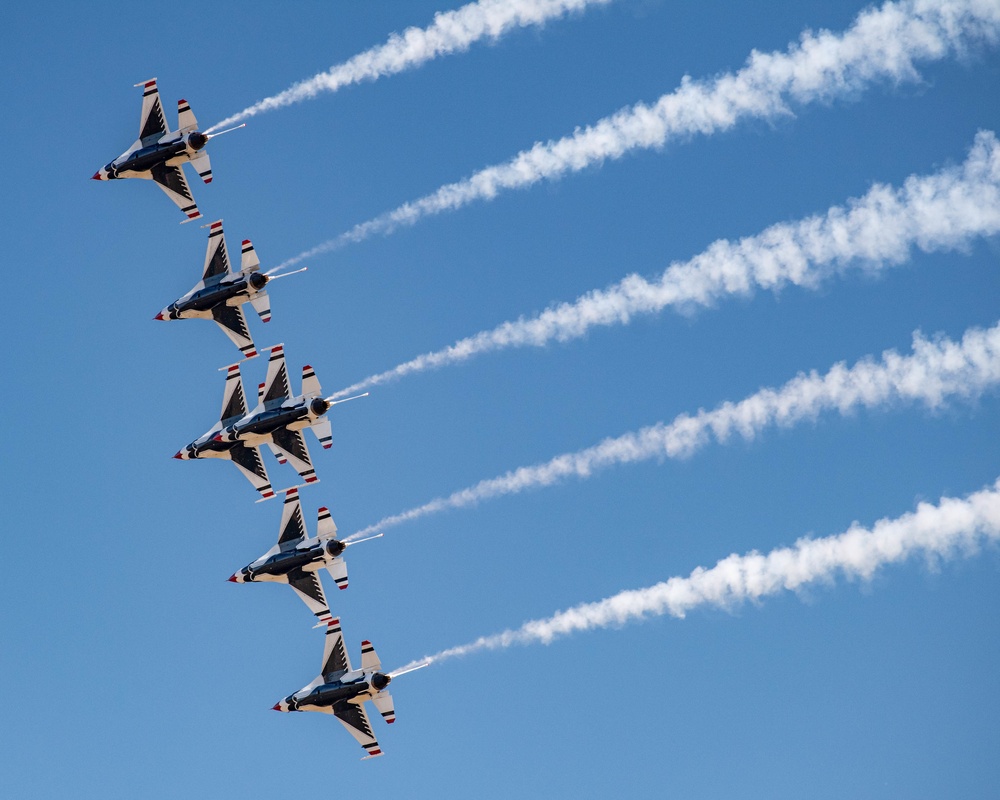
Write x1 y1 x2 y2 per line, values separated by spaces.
346 320 1000 540
207 0 614 132
278 0 1000 265
331 130 1000 399
395 477 1000 670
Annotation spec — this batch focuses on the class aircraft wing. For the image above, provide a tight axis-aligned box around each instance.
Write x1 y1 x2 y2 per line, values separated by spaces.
211 304 257 359
260 345 291 406
219 362 248 425
150 163 201 222
321 618 351 680
202 220 231 283
271 427 318 485
287 567 332 626
276 488 307 548
333 703 382 759
227 442 275 500
137 79 167 142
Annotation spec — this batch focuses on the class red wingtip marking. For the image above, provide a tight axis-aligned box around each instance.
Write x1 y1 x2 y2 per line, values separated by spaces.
205 178 212 184
362 640 371 646
305 477 318 483
242 239 251 245
246 351 257 358
386 719 395 724
145 80 156 87
339 584 348 590
304 365 312 371
319 507 328 513
179 98 187 104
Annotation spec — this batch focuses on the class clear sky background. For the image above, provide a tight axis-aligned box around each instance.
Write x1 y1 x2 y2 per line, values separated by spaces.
1 1 998 797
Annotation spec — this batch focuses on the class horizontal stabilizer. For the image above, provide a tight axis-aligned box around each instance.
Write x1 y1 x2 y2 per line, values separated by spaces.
301 364 322 398
371 691 395 724
250 293 271 323
241 239 261 273
327 558 348 591
190 151 212 184
360 640 381 673
177 98 199 133
316 506 337 540
311 417 333 450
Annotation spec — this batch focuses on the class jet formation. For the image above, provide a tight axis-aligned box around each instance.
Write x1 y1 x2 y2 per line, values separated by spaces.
98 79 424 758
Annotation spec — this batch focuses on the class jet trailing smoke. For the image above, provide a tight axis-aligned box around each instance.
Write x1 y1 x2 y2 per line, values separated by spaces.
279 0 1000 264
332 131 1000 399
396 477 1000 670
208 0 614 132
347 320 1000 539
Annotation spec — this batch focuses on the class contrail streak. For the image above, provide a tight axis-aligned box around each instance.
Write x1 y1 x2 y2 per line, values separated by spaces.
332 130 1000 399
278 0 1000 265
207 0 614 132
396 477 1000 670
346 320 1000 540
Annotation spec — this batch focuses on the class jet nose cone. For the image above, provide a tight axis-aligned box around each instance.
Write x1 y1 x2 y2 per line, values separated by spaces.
172 450 184 460
212 433 224 442
272 703 283 712
154 311 165 321
227 573 238 583
91 171 102 180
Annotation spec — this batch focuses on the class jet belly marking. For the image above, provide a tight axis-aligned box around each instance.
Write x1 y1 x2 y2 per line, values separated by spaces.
226 403 310 443
292 676 380 712
167 276 252 319
243 539 345 582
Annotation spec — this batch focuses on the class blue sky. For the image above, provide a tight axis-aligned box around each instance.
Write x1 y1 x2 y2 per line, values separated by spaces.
2 1 999 797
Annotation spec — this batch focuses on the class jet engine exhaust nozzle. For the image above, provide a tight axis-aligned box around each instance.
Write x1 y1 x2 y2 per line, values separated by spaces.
310 398 330 416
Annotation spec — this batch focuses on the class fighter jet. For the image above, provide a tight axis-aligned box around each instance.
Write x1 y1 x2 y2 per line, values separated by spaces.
174 360 277 501
228 487 382 626
92 78 243 222
273 617 428 759
212 344 367 487
155 220 305 359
